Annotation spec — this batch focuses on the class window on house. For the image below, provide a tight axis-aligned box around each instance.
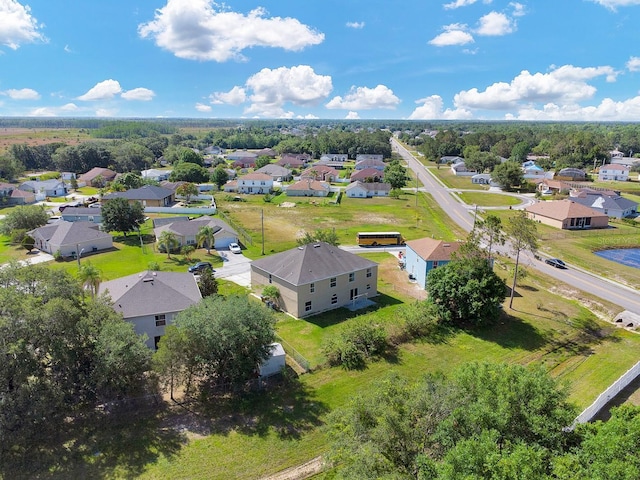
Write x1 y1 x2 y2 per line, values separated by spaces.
366 268 372 278
310 283 315 293
155 314 166 326
366 284 371 290
268 274 272 284
305 301 312 312
570 218 575 226
154 336 162 350
331 294 338 304
349 272 355 282
432 261 439 269
330 277 336 288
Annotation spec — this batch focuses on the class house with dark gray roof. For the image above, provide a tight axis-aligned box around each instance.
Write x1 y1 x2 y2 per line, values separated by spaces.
28 221 113 256
103 185 174 207
570 189 638 218
254 164 292 182
251 242 378 318
153 216 238 250
98 271 202 349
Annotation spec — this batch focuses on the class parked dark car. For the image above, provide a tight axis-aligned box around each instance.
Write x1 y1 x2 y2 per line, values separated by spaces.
188 261 213 273
545 258 567 269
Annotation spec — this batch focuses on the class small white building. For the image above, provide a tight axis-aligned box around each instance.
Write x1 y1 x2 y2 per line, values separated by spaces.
258 343 286 377
599 164 630 182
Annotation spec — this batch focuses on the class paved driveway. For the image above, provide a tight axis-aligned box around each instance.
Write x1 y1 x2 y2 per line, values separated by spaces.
215 249 252 287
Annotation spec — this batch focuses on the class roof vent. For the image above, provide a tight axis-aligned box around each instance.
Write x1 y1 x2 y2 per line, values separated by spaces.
143 277 154 283
313 243 321 248
443 244 450 247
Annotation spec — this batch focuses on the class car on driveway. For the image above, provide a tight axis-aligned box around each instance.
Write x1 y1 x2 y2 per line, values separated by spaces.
229 242 242 254
188 261 213 273
545 258 567 269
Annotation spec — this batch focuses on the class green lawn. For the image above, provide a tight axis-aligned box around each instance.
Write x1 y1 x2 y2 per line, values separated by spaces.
457 191 522 207
428 165 488 190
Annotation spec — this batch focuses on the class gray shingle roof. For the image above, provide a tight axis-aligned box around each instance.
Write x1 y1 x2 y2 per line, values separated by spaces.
98 271 202 318
251 242 377 285
104 185 173 201
29 222 111 246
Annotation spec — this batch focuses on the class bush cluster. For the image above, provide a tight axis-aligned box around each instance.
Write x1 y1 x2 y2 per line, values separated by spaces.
323 320 387 370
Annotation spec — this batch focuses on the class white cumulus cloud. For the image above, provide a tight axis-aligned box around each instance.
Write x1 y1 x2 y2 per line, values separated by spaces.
138 0 324 62
326 85 400 110
244 65 333 117
627 56 640 72
210 86 247 105
408 95 473 120
345 111 360 119
346 21 365 29
589 0 640 10
195 103 212 112
121 88 155 101
429 24 474 47
77 80 123 101
453 65 619 111
508 96 640 121
1 88 39 100
443 0 488 9
0 0 46 50
476 12 514 36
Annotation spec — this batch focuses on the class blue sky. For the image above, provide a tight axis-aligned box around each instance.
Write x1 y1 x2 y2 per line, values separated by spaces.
2 0 640 120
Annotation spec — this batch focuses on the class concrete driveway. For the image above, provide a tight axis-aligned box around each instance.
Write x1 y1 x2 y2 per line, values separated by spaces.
215 249 252 288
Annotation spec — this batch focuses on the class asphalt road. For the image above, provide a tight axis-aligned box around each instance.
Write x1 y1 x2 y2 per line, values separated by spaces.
390 138 640 315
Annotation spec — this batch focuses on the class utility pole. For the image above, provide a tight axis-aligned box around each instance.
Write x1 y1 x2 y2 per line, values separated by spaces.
261 209 265 255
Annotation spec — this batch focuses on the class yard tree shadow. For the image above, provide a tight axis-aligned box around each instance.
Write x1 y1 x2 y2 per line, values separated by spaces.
184 371 329 441
2 404 185 480
306 293 403 329
470 311 549 351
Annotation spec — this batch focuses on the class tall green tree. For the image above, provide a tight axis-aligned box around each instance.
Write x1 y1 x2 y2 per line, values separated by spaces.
77 262 102 298
475 214 506 263
0 205 49 236
155 295 276 391
491 160 525 191
383 160 409 190
157 230 179 258
176 182 199 204
296 229 340 246
196 225 216 253
210 165 229 190
100 197 145 237
427 254 506 327
169 162 209 183
505 211 538 309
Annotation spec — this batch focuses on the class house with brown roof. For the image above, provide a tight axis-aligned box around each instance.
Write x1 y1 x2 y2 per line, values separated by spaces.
350 168 384 183
98 271 202 349
285 179 330 197
403 238 461 288
276 153 310 169
599 164 630 181
78 167 117 187
536 179 573 195
250 242 378 318
525 199 609 229
237 172 273 194
300 165 339 182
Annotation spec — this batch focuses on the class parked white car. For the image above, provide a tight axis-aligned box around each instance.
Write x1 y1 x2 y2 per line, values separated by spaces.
229 242 242 254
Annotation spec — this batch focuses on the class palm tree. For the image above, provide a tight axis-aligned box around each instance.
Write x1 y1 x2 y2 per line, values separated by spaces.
158 230 179 258
78 262 102 298
196 225 216 254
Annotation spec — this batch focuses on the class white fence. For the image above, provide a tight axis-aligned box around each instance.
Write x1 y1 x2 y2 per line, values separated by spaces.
570 360 640 429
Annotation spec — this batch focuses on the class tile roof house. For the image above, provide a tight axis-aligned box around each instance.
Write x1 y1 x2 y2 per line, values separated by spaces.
78 167 117 187
251 242 378 318
569 189 638 219
350 168 384 183
599 164 630 181
285 179 330 197
525 199 609 229
403 238 461 289
98 271 202 349
153 216 238 250
300 165 339 182
0 183 36 205
276 153 310 169
254 164 293 182
536 179 573 195
103 185 174 207
237 172 273 194
28 221 113 256
345 181 392 198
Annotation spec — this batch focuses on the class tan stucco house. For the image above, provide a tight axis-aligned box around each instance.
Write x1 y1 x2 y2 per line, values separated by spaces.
525 199 609 230
250 242 378 318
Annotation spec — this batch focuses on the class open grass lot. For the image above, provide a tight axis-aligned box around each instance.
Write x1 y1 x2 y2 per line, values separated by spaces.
0 127 91 154
457 191 522 207
215 190 467 259
136 254 640 480
586 178 640 195
427 165 488 190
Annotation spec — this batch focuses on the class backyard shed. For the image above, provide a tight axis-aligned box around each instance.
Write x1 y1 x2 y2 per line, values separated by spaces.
259 343 286 377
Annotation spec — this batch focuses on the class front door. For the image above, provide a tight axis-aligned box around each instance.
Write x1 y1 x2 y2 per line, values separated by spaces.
350 288 358 300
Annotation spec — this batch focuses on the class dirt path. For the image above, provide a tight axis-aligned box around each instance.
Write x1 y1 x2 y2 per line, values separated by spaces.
260 456 325 480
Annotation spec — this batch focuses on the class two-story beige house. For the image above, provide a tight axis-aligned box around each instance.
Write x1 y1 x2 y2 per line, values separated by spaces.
237 172 273 194
250 242 378 318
